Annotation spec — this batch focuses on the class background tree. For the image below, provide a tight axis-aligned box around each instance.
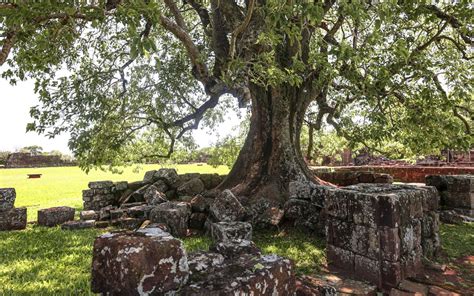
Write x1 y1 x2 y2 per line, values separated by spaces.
1 1 472 203
19 145 43 155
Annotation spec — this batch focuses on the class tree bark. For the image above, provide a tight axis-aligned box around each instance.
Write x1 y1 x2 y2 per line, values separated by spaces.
218 84 323 204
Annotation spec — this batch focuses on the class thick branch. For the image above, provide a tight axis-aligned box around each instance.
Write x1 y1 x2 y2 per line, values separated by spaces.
229 0 255 59
0 30 15 66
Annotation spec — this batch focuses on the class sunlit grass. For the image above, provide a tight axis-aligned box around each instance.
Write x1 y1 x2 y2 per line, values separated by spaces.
0 164 229 221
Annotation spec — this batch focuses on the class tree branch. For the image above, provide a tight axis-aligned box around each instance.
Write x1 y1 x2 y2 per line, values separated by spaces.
229 0 255 59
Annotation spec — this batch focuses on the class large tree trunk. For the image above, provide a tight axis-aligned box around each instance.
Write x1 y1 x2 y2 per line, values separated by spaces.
219 84 323 204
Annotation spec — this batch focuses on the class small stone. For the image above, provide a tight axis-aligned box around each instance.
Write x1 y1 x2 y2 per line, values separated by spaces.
152 180 169 193
210 221 252 242
37 206 75 227
209 190 245 222
61 220 95 230
150 202 191 237
110 209 127 220
95 221 110 228
0 207 27 231
80 210 99 221
177 178 205 197
0 188 16 211
91 228 189 295
127 205 154 219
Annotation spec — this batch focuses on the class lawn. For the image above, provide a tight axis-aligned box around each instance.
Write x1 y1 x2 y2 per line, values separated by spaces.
0 164 229 221
0 226 325 295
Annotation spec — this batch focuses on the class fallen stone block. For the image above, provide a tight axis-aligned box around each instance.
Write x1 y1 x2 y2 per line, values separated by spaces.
143 185 167 206
190 194 211 213
177 178 205 197
154 168 182 188
209 239 261 259
37 206 75 227
0 188 16 211
0 207 27 231
209 189 245 222
150 202 191 237
95 221 110 228
91 228 189 295
61 220 95 230
127 205 154 219
209 221 252 242
182 253 295 295
296 273 377 296
80 210 99 221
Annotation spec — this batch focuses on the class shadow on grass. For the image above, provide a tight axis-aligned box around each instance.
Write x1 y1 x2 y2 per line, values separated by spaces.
0 225 104 295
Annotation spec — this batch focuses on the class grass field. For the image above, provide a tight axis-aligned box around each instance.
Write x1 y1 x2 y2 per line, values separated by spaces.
0 164 229 221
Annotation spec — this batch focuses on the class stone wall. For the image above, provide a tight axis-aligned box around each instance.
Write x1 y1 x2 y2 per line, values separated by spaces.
313 166 474 183
5 153 75 168
325 184 440 291
314 171 393 186
426 175 473 218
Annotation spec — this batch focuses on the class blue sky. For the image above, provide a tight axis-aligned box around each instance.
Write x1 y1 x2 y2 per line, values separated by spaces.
0 79 242 154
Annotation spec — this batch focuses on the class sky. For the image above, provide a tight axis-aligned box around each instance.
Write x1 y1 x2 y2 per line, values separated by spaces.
0 79 243 154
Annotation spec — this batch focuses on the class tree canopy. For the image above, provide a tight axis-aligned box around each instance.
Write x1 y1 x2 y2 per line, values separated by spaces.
1 1 472 196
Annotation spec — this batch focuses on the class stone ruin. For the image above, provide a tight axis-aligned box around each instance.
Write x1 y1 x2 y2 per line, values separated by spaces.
313 171 393 186
4 152 75 168
426 174 474 224
324 183 440 291
0 188 27 231
91 222 296 295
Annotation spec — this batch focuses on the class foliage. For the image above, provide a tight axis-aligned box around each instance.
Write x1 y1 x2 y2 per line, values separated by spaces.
0 1 472 171
0 164 229 221
208 117 248 168
0 150 10 165
19 145 43 155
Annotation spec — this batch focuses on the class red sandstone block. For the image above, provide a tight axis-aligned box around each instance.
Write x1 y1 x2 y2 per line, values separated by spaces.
354 255 380 286
382 261 403 291
380 227 401 262
327 244 355 272
326 218 353 249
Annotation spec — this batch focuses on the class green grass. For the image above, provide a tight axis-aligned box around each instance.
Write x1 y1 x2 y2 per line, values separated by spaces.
440 222 474 260
0 164 229 221
0 226 325 295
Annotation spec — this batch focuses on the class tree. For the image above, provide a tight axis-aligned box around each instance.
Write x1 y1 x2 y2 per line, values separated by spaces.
19 145 43 155
1 1 472 203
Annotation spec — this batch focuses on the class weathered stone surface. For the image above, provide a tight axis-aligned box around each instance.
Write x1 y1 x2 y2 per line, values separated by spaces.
182 253 295 295
0 188 16 211
152 180 169 194
187 251 225 274
247 199 284 228
177 178 205 197
80 210 98 221
143 170 157 183
210 221 252 242
398 280 428 295
426 175 474 210
95 220 110 228
154 168 181 188
439 210 474 224
91 228 189 295
127 205 154 219
209 189 245 222
37 206 75 227
99 205 116 221
112 217 143 230
210 239 261 259
88 181 113 189
190 194 210 213
0 207 27 231
120 202 146 209
110 209 126 220
189 212 207 229
326 184 440 290
143 185 167 206
114 181 128 191
150 202 191 237
61 220 95 230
